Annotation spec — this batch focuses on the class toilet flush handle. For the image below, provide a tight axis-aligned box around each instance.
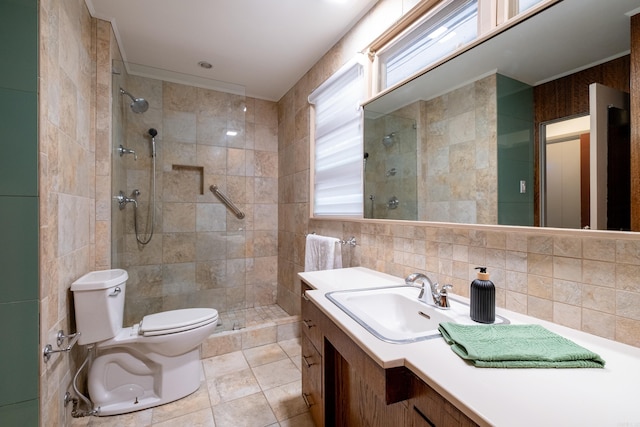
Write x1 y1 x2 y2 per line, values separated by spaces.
109 287 122 297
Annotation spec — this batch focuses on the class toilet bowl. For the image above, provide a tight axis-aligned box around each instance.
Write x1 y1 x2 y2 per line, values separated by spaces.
71 269 218 416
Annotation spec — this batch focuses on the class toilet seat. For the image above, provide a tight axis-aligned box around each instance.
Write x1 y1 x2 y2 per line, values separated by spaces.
139 308 218 337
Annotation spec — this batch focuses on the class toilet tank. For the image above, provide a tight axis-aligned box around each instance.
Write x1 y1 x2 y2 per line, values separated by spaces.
70 269 128 345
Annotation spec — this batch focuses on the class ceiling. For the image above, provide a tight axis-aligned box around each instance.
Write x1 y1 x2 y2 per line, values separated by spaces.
86 0 379 101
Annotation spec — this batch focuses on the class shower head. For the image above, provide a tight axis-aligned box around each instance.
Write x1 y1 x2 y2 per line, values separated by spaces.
119 87 149 113
148 128 158 157
382 132 396 147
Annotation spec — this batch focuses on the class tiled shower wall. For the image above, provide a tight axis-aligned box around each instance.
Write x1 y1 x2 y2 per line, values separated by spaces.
113 78 280 326
364 74 499 225
421 75 498 224
364 107 418 220
38 1 99 425
277 0 640 348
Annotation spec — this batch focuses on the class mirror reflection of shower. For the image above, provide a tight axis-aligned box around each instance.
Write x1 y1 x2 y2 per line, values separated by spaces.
363 112 417 220
382 132 396 147
133 128 158 245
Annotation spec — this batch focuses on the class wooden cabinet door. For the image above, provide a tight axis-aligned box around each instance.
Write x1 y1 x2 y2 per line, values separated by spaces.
408 374 478 427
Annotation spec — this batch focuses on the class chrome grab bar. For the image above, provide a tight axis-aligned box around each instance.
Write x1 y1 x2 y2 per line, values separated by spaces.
43 330 81 362
209 185 245 219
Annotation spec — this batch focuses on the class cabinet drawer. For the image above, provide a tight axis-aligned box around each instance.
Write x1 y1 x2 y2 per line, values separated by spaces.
301 334 323 426
301 334 322 389
301 286 323 351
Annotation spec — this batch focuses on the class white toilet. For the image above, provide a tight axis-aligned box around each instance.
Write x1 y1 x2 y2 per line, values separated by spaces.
71 269 218 416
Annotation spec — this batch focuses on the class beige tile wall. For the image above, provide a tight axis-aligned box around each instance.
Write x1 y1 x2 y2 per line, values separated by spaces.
276 0 640 349
39 0 99 425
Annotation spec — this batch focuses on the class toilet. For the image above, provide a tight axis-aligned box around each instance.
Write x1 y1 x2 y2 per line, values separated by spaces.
70 269 218 416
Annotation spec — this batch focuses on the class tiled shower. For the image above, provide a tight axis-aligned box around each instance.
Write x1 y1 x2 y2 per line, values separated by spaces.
364 109 418 220
111 62 282 329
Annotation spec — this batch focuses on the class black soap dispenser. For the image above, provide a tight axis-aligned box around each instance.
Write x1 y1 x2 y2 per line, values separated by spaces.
470 267 495 323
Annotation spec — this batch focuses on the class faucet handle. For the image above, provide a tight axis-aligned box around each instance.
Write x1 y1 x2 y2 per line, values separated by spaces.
439 284 453 309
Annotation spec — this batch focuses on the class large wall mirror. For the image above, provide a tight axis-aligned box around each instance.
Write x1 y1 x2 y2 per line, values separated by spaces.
363 0 636 231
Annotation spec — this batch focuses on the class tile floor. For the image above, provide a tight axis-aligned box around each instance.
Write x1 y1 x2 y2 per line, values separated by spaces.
70 338 314 427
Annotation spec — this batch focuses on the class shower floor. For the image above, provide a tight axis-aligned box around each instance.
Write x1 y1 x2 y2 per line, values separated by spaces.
214 304 292 333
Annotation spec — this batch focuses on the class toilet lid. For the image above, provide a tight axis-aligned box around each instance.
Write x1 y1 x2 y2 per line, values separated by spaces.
139 308 218 336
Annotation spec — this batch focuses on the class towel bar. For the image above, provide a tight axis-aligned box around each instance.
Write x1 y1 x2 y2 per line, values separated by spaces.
305 232 357 247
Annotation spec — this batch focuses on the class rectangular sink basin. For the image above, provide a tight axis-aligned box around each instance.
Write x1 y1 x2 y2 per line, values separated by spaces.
326 286 509 344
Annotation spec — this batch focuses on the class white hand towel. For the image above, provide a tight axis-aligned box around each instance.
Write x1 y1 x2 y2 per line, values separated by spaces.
304 234 342 272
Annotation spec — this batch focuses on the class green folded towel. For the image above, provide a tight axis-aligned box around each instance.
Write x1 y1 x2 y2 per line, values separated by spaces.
438 322 605 368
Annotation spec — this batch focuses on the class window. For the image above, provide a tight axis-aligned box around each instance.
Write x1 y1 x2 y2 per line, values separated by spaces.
309 58 366 217
378 0 479 89
518 0 544 14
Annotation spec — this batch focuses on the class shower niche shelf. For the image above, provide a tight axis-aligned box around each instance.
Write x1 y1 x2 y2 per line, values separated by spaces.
171 164 205 195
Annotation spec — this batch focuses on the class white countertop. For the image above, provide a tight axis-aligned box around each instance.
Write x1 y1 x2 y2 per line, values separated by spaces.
299 267 640 427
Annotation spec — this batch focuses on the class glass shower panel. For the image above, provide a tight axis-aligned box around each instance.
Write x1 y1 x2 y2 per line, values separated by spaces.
111 65 261 331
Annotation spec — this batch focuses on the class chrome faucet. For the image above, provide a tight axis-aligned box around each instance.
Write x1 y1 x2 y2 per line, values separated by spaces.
118 144 137 160
405 273 452 309
115 190 138 210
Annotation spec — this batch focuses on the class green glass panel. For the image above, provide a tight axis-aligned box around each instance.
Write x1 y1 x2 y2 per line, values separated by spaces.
0 0 37 92
497 74 534 226
0 88 38 196
0 197 38 302
0 399 39 427
0 301 39 406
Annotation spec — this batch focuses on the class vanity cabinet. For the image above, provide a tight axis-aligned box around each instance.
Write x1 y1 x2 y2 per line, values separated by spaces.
301 283 324 426
301 281 479 427
408 375 477 427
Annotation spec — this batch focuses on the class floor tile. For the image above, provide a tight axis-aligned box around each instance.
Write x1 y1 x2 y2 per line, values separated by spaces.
208 368 261 403
263 380 308 421
151 380 211 424
252 358 301 391
278 338 302 358
212 392 277 427
291 354 303 371
202 351 249 379
153 407 215 427
243 343 288 367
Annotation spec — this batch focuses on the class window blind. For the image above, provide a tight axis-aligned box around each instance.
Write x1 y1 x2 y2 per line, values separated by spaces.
379 0 478 89
309 59 365 217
